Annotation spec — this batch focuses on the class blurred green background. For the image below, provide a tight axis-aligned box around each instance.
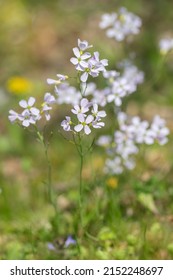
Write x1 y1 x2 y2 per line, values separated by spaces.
0 0 173 260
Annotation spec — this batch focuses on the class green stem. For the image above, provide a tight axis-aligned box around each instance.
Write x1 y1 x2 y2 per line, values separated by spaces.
79 151 83 210
78 134 84 226
36 127 58 214
44 143 53 205
43 141 58 215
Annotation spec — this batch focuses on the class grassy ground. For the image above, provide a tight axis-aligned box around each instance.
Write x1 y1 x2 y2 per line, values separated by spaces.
0 0 173 260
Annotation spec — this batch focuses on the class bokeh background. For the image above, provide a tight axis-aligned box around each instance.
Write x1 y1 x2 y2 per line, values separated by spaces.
0 0 173 260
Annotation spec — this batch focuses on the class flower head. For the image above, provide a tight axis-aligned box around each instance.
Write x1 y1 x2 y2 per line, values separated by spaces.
64 236 76 248
61 116 72 131
70 47 91 71
74 114 94 135
71 98 91 116
159 38 173 55
78 39 93 51
100 7 142 41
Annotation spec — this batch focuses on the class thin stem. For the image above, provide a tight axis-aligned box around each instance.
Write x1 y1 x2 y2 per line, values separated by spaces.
35 126 58 214
43 141 58 215
78 133 84 225
44 143 52 204
79 150 83 207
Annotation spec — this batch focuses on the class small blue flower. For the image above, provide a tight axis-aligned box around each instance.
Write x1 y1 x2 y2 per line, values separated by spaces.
47 242 56 251
64 236 76 248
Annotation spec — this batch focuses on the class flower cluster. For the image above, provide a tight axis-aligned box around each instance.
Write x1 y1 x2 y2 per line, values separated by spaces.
70 39 108 82
159 38 173 55
55 83 81 105
99 7 142 41
9 94 56 127
61 98 106 135
97 112 169 174
94 62 144 107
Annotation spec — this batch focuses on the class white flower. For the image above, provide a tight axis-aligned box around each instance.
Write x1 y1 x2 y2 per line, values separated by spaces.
96 135 112 147
70 40 108 82
91 103 106 118
151 115 170 145
122 64 144 87
99 13 117 29
100 7 142 42
19 97 39 116
78 39 93 51
9 97 41 127
20 109 41 127
70 47 91 71
159 38 173 55
92 88 109 107
103 70 120 80
61 116 72 131
107 78 131 106
55 83 81 105
8 110 22 123
74 114 94 135
71 98 91 116
92 118 105 129
80 52 108 82
19 96 35 110
104 157 123 174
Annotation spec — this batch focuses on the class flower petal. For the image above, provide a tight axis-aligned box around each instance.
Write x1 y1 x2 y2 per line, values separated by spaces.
19 100 27 108
73 47 80 58
70 57 78 65
84 125 91 135
74 124 83 132
81 72 88 82
77 113 85 122
28 97 35 107
98 110 106 117
81 98 88 107
86 115 94 124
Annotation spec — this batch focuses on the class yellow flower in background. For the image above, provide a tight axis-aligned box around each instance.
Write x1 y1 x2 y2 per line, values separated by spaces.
106 177 118 189
7 76 33 95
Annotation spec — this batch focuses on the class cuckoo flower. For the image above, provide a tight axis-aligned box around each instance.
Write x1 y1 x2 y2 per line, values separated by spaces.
70 47 91 71
74 114 94 135
78 39 93 51
71 98 91 116
159 38 173 55
81 52 108 82
61 116 72 132
100 7 142 41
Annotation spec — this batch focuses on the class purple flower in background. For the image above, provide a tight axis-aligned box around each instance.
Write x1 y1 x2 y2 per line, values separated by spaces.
64 236 76 248
47 242 56 251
